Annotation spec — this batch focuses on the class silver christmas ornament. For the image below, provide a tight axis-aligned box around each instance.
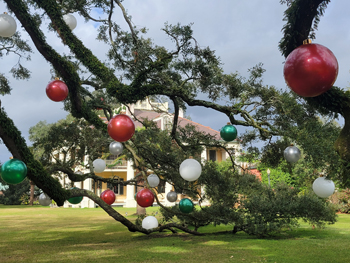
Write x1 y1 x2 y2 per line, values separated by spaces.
38 193 52 206
166 191 178 202
109 141 123 155
283 145 301 163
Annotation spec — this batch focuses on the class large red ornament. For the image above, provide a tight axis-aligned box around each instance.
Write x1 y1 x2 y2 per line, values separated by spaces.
107 114 135 142
100 189 116 205
283 42 338 97
136 188 154 208
46 79 69 102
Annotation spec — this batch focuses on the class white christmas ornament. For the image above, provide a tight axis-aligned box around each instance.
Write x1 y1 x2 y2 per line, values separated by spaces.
179 158 202 182
142 216 158 230
0 13 17 37
147 174 160 188
63 14 77 30
312 177 335 198
38 193 52 206
93 159 106 173
109 141 123 155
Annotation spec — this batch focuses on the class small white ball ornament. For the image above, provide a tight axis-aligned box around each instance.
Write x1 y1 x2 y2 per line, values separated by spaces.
93 159 106 173
63 14 77 30
38 193 52 206
142 216 158 230
312 177 335 198
166 191 178 202
0 13 17 37
284 145 301 163
147 174 160 188
109 141 123 155
179 158 202 182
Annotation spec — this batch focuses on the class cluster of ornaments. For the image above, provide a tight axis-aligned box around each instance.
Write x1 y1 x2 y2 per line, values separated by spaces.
283 144 334 198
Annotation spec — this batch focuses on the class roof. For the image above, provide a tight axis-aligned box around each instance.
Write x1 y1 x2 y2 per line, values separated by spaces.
100 109 239 142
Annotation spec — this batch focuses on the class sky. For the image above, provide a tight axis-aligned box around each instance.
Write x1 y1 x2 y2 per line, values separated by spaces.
1 0 350 164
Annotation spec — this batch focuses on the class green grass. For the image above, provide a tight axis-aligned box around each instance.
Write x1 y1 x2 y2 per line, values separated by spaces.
0 205 349 263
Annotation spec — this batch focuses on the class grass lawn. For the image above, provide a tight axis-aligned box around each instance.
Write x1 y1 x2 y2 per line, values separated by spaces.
0 205 349 263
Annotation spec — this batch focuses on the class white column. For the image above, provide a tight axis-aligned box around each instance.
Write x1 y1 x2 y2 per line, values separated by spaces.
125 160 137 207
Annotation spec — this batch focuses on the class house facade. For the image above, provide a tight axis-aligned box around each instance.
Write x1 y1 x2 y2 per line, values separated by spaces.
61 99 243 208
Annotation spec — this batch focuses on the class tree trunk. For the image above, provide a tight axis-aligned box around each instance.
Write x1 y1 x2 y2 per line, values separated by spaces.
29 180 35 206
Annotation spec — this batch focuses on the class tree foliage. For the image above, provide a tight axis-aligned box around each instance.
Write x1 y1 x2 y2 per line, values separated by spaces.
0 0 345 236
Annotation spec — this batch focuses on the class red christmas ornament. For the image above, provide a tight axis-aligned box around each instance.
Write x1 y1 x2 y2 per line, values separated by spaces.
100 189 116 205
107 114 135 142
46 79 69 102
283 41 338 97
136 188 154 208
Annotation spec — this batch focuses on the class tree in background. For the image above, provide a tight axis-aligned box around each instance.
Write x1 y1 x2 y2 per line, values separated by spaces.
0 0 343 235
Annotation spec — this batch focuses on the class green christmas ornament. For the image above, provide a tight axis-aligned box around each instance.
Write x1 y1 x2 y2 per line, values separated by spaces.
0 158 27 184
179 198 194 213
220 123 237 142
68 187 83 204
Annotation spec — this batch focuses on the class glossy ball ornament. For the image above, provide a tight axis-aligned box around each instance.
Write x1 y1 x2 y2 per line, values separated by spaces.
46 79 69 102
283 145 301 163
179 198 194 213
166 191 178 202
179 158 202 182
0 13 17 37
147 174 160 188
283 42 338 97
0 158 27 184
136 188 154 208
109 141 123 155
142 216 158 230
108 114 135 142
100 189 116 205
93 159 106 173
38 193 52 206
220 123 238 142
68 187 83 204
63 14 77 30
313 177 335 198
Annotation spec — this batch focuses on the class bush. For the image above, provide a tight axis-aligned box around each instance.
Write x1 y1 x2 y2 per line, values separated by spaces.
331 188 350 214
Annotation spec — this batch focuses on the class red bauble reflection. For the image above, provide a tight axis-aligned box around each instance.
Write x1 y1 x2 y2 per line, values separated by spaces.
100 189 116 205
283 43 338 97
46 79 69 102
136 188 154 208
107 114 135 142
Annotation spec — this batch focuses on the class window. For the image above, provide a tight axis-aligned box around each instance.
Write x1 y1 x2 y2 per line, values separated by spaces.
107 179 124 195
209 150 216 161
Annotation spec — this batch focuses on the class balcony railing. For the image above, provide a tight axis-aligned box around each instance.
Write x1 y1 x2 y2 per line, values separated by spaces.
105 159 128 169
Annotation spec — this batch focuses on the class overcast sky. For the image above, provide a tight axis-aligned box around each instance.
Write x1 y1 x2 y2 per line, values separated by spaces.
1 0 349 164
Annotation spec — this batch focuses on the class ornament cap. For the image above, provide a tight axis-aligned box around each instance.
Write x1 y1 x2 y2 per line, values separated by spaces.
54 77 60 80
227 122 231 125
303 39 312 45
290 143 294 146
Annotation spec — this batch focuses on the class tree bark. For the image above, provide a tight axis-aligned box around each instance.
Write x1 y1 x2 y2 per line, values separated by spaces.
29 180 35 206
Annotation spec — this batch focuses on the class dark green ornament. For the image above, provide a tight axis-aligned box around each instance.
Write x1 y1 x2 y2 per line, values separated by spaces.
68 187 83 204
179 198 194 213
220 123 237 142
0 158 27 184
